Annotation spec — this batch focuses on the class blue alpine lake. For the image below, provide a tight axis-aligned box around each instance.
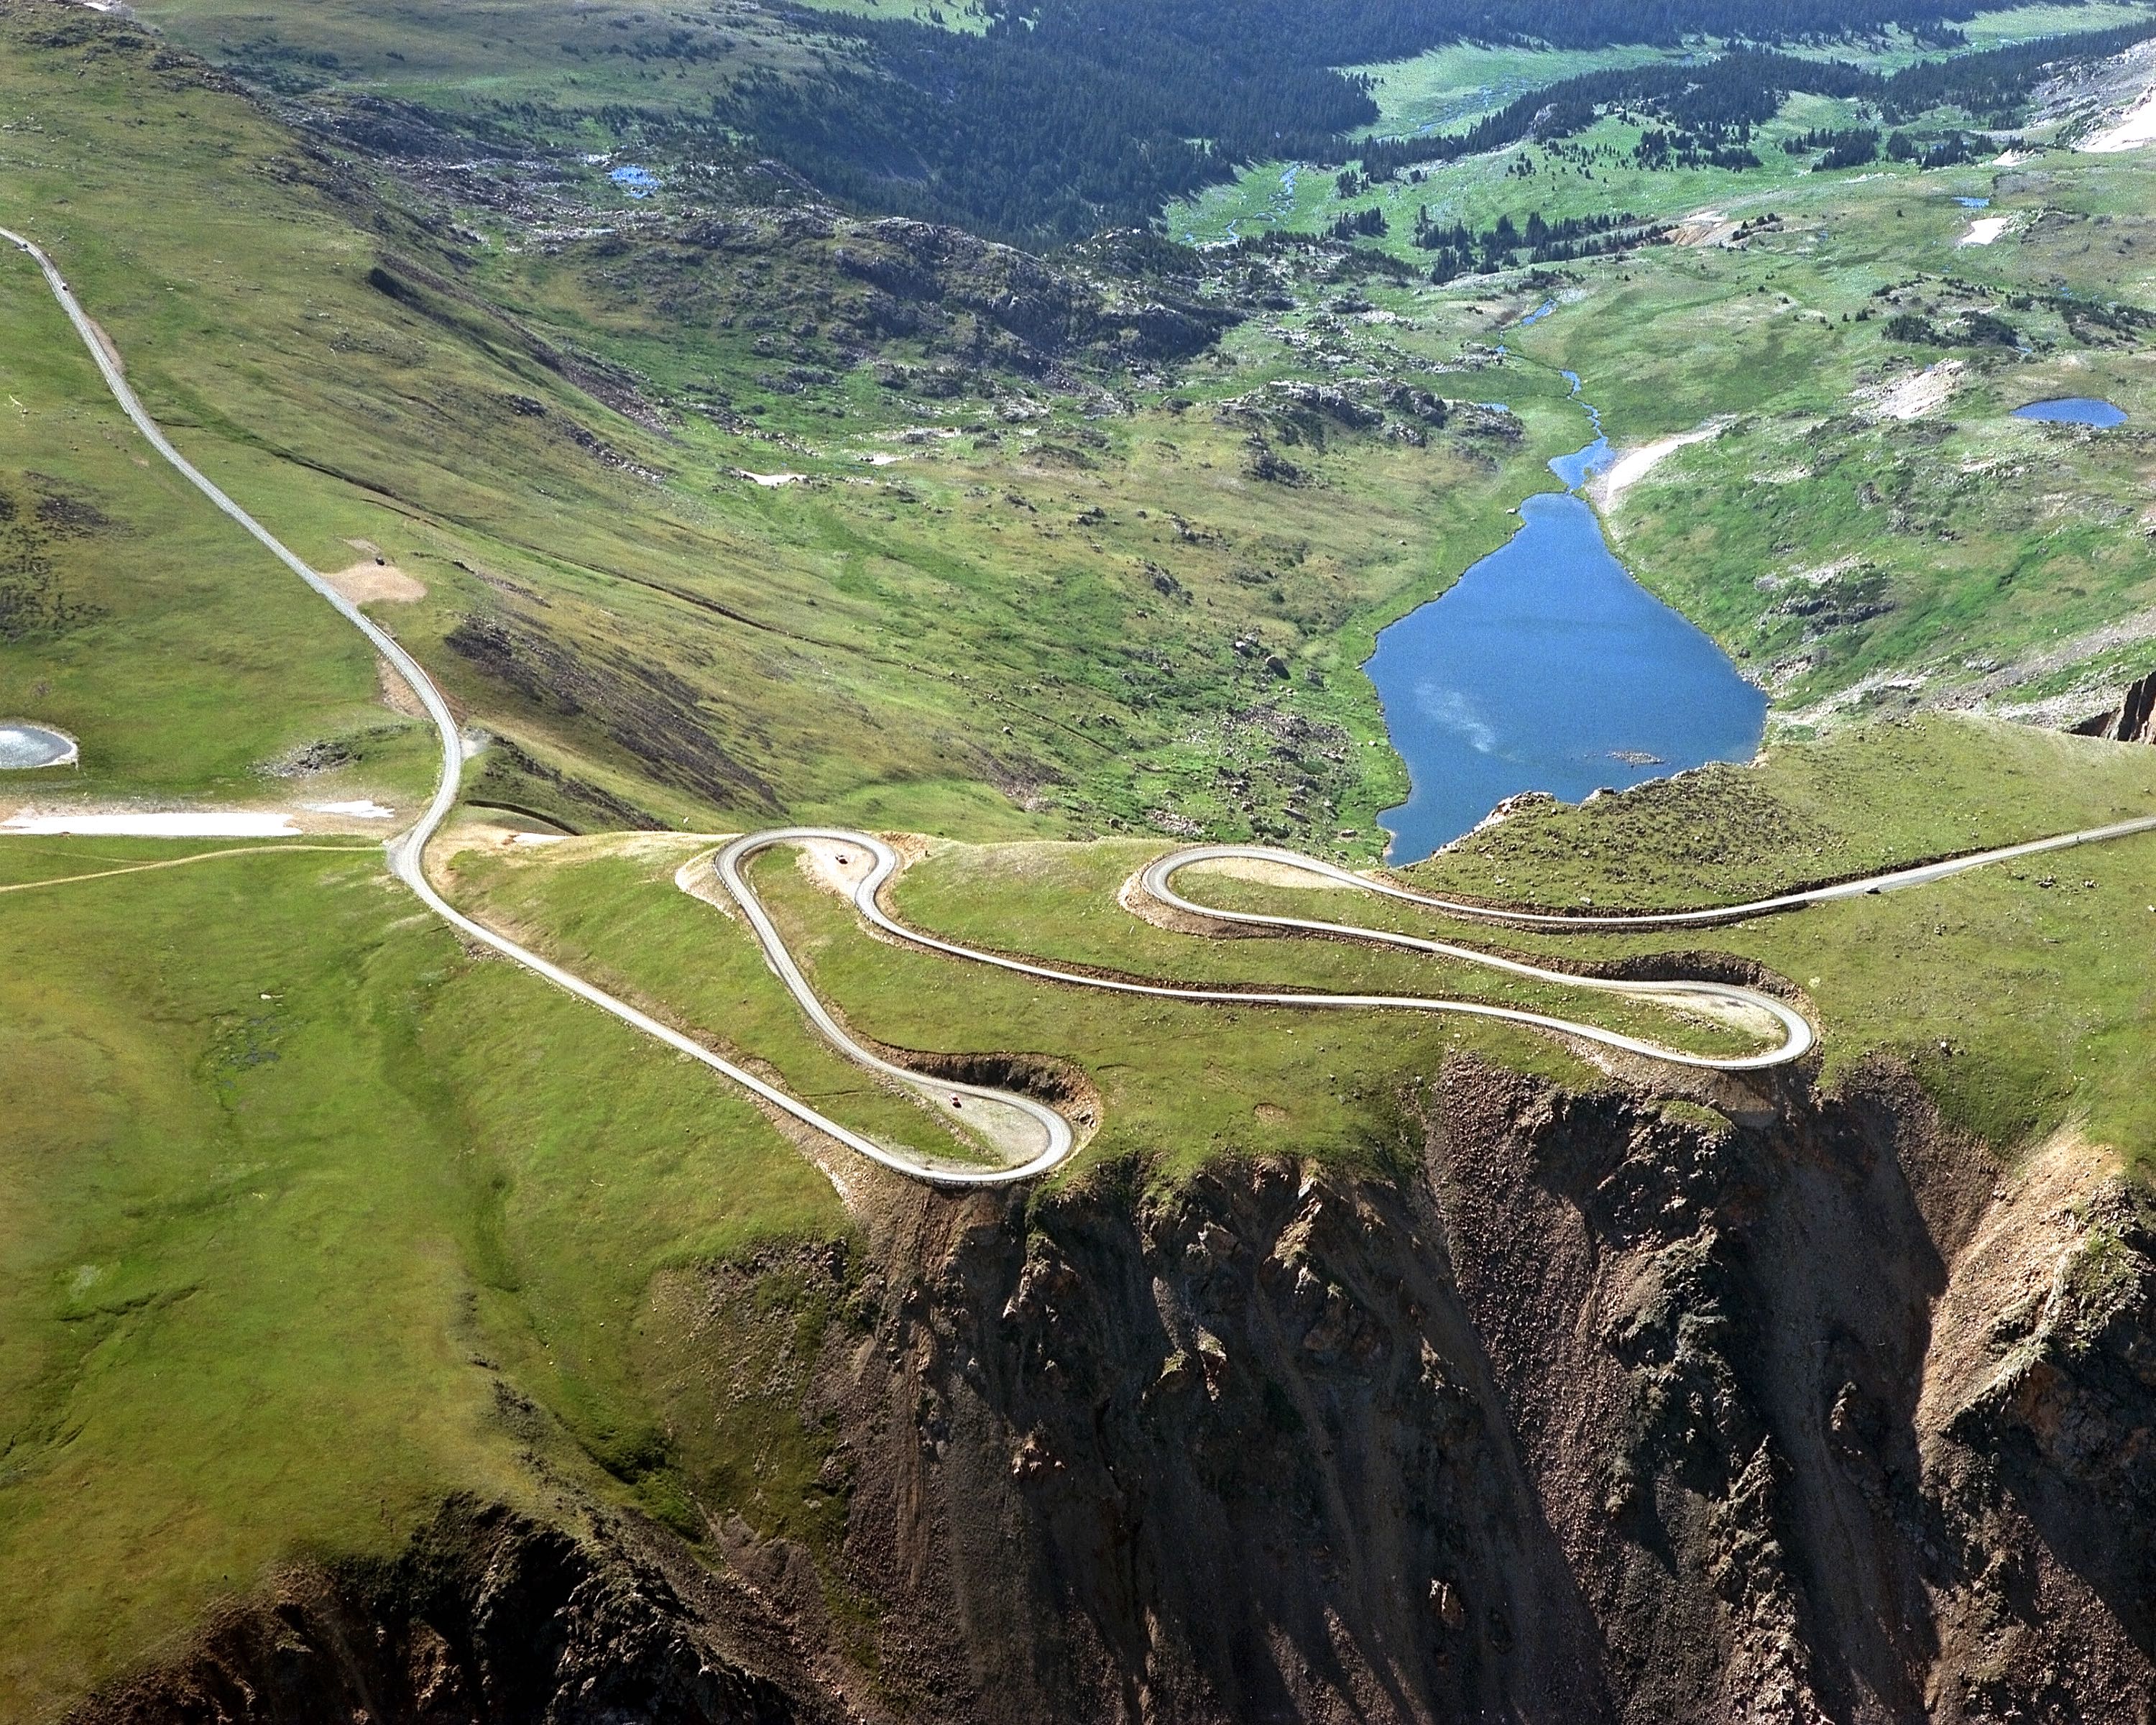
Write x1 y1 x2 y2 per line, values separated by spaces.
1365 408 1766 864
2012 396 2127 427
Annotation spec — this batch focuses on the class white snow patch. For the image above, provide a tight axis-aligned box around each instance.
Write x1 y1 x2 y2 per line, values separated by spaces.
737 470 805 487
305 799 395 819
3 811 301 837
1958 216 2011 246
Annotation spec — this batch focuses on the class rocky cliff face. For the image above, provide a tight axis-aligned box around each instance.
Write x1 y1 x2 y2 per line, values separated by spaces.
71 1500 839 1725
76 1060 2156 1724
2072 671 2156 745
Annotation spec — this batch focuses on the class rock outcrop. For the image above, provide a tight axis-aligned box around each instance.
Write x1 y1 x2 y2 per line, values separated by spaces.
2072 670 2156 743
76 1061 2156 1724
71 1500 837 1725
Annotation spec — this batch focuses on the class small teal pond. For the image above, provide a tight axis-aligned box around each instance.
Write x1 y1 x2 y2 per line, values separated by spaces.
0 722 76 768
1365 386 1766 864
2012 396 2127 427
609 165 660 198
1955 196 1991 208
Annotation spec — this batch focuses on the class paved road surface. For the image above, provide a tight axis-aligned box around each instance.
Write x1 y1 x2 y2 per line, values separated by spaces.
708 830 1815 1080
1148 829 2156 932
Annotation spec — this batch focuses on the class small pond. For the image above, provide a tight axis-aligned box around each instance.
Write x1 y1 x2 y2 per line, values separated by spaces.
0 722 77 769
609 165 660 198
1955 196 1991 208
2012 397 2127 427
1365 381 1765 865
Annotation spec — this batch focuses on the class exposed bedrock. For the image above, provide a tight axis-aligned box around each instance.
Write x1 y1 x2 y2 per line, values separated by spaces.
2071 669 2156 745
69 1500 835 1725
78 1061 2156 1724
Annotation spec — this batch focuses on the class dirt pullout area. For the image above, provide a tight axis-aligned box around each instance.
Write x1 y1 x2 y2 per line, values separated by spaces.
84 315 125 380
1185 854 1358 891
74 1061 2156 1723
674 842 740 916
377 656 429 719
324 551 427 607
791 834 878 899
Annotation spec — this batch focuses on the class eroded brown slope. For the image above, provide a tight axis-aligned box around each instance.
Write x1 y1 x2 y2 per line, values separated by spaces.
75 1062 2156 1724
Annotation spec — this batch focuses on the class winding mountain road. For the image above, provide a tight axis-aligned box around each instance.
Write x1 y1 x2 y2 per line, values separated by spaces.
1 225 983 1188
12 226 2155 1188
708 832 1813 1087
1145 829 2156 933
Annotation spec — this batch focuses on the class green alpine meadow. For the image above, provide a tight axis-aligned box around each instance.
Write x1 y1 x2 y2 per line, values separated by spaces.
4 0 2155 1717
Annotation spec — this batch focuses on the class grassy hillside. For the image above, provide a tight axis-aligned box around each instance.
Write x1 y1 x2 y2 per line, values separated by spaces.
98 0 858 144
0 836 844 1717
12 0 2148 833
1407 713 2156 905
1410 717 2155 1159
444 713 2156 1202
1521 155 2156 725
1166 16 2156 727
0 262 438 804
1171 3 2156 243
1179 149 2155 727
0 1 1579 853
8 701 2153 1713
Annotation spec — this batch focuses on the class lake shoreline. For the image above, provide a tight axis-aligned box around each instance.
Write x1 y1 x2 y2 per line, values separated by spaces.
1365 378 1766 864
